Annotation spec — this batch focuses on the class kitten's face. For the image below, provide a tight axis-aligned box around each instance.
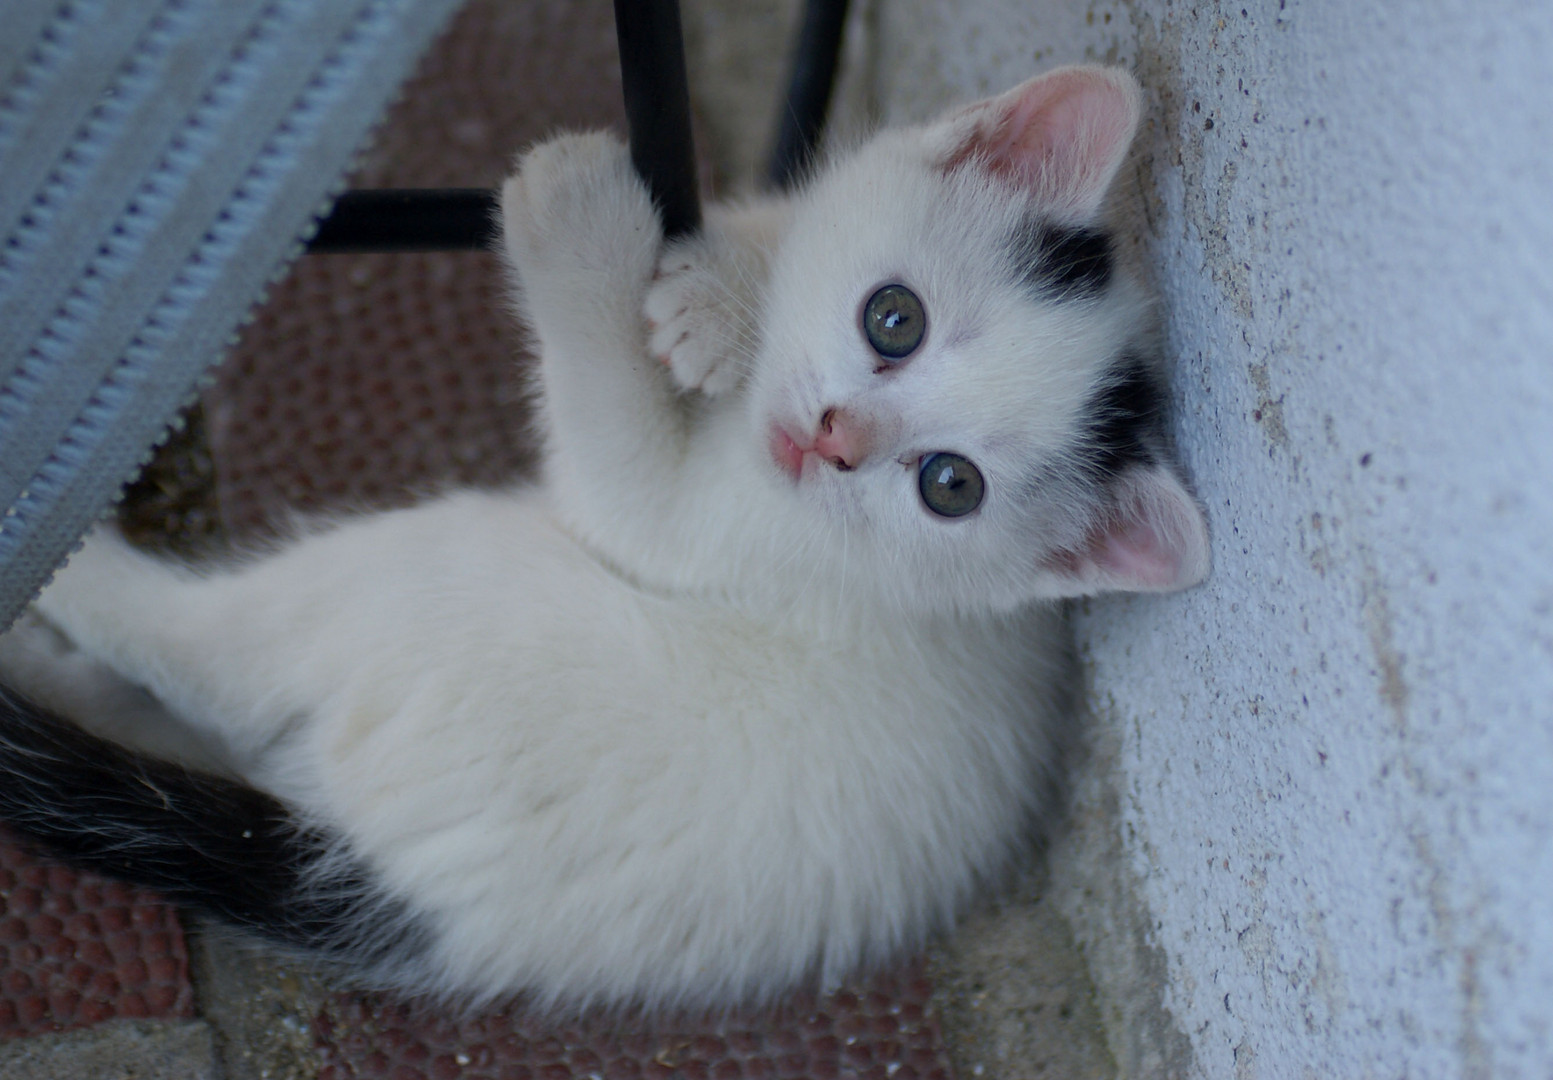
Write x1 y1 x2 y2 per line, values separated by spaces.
747 67 1208 613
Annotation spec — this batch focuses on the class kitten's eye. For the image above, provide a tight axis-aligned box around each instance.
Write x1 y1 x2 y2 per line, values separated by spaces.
918 453 984 517
863 284 926 361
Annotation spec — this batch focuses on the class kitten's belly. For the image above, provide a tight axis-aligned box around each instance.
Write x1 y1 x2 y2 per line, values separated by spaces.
261 487 1061 1001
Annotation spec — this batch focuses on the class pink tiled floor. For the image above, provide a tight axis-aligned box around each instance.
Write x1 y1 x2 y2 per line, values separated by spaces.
0 829 959 1077
314 965 954 1080
0 831 194 1040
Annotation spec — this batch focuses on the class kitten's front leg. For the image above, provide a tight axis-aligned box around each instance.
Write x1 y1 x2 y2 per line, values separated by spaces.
500 133 682 527
644 199 792 397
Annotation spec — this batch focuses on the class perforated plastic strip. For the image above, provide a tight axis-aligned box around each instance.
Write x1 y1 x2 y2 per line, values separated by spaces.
0 0 464 629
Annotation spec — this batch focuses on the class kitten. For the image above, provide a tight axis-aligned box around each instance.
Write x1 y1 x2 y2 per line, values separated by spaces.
0 64 1208 1010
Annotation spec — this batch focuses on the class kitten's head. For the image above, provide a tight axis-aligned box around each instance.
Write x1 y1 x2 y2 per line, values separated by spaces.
749 66 1209 615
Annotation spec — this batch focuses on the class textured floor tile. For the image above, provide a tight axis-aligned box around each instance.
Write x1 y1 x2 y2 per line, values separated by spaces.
0 832 194 1040
0 1017 218 1080
928 874 1114 1080
188 919 336 1080
314 961 955 1080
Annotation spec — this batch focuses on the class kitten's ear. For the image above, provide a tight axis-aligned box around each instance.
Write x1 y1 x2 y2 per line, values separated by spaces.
1046 464 1210 596
933 65 1142 221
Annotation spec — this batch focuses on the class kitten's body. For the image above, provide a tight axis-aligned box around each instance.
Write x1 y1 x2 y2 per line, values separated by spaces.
0 66 1207 1009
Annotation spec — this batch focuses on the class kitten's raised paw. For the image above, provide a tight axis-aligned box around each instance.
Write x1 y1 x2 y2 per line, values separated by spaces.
500 132 656 268
644 244 747 397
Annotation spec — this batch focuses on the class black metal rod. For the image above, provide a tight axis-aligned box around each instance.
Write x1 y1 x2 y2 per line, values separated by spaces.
306 189 497 253
303 0 707 253
612 0 701 239
768 0 849 191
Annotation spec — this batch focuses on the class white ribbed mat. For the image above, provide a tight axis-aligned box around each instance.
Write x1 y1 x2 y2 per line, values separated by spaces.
0 0 464 628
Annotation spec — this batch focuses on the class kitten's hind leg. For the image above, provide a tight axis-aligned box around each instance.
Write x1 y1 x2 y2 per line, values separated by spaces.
643 199 792 398
0 611 232 772
27 529 312 771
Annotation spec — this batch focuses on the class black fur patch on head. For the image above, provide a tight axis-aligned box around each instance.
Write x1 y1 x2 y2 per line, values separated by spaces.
0 687 428 969
1010 220 1113 300
1081 356 1162 479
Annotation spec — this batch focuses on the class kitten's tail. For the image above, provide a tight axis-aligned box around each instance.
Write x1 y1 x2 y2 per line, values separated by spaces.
0 685 429 977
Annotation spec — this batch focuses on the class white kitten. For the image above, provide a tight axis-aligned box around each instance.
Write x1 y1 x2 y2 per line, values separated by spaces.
0 65 1207 1010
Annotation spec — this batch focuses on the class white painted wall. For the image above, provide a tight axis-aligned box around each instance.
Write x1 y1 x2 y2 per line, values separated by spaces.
864 2 1553 1076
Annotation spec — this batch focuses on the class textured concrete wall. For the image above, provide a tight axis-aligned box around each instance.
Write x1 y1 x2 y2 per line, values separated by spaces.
866 2 1553 1077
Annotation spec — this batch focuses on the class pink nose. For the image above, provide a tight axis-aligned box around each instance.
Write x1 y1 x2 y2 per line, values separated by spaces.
813 408 867 470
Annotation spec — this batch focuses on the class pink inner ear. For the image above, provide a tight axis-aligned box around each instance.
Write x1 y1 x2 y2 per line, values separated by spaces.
1084 510 1189 591
1047 464 1211 595
946 66 1141 220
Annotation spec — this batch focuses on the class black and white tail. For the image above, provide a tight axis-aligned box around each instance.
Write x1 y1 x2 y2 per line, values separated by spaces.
0 685 429 979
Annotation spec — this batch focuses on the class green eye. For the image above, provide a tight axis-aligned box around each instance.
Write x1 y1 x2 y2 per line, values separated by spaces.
918 453 984 517
863 284 926 361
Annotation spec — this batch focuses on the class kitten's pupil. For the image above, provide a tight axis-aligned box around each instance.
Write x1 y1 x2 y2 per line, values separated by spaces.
864 284 925 361
918 453 984 517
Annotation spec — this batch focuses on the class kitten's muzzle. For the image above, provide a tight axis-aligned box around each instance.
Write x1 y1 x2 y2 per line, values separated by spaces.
769 408 870 480
813 408 867 471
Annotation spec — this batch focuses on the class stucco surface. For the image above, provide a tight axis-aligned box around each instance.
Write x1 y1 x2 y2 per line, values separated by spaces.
871 1 1553 1077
